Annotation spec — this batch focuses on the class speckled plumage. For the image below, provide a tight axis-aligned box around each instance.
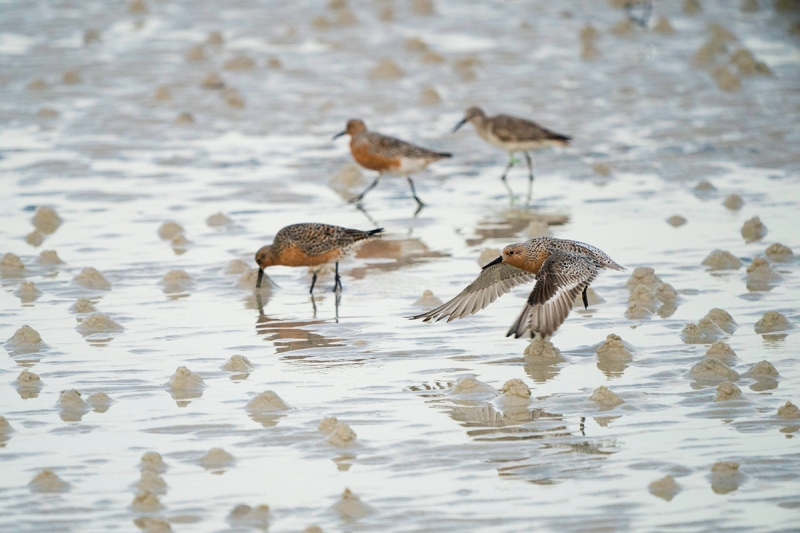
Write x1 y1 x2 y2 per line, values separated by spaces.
255 223 383 292
411 237 624 338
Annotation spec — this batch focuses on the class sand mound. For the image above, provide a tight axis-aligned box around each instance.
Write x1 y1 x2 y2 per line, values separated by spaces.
422 50 446 63
56 389 90 420
413 290 443 308
29 470 70 493
654 283 678 304
754 311 792 333
132 491 163 512
706 341 737 362
746 257 778 282
77 312 123 334
723 194 744 210
731 48 771 76
246 391 292 412
328 422 357 447
186 44 206 61
73 267 111 290
154 85 171 101
32 206 62 234
208 31 224 45
498 379 531 406
714 381 742 402
201 72 225 89
420 86 441 105
746 360 779 378
1 253 24 269
334 488 372 519
690 359 739 381
206 212 233 227
648 475 680 501
16 369 43 390
625 303 653 319
87 392 113 412
702 250 741 270
71 298 96 313
236 268 261 290
681 318 727 343
26 230 44 247
175 112 194 125
221 355 254 372
626 267 661 290
369 59 404 79
224 55 256 70
406 37 429 52
590 385 623 407
16 281 41 301
597 334 633 361
39 250 63 264
228 504 270 526
653 16 675 35
629 285 660 311
318 416 339 433
63 69 81 84
703 308 737 334
523 336 563 361
133 517 171 533
710 461 742 494
137 470 167 494
168 366 205 391
765 243 793 261
5 325 48 353
450 376 497 397
741 216 767 242
225 259 250 275
411 0 435 15
777 401 800 419
666 215 686 227
140 452 167 472
200 447 236 469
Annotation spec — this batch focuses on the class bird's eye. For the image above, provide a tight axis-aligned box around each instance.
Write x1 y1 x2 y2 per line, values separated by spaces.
508 251 514 255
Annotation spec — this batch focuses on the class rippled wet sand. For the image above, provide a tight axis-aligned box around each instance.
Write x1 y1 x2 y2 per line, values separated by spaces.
2 1 799 531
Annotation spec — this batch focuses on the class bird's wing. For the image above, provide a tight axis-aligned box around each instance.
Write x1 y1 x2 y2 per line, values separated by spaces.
370 132 448 159
411 261 535 323
507 249 599 338
491 114 569 143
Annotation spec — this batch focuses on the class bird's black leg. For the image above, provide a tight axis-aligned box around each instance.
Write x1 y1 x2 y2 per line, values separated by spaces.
309 272 317 294
406 176 426 209
524 152 534 201
500 155 515 197
582 286 589 309
350 174 382 205
333 262 342 293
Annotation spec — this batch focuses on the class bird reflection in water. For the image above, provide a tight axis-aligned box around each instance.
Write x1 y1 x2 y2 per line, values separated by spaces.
254 292 344 354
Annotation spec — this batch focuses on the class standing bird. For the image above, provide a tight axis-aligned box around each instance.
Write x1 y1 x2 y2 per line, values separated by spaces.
333 119 452 212
411 237 624 338
453 106 570 199
255 223 383 293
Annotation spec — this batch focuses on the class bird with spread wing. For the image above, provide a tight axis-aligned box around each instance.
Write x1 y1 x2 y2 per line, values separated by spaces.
411 237 624 338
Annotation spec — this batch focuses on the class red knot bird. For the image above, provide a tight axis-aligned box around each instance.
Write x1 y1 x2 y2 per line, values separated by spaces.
453 106 570 199
411 237 624 338
333 119 451 212
255 223 383 293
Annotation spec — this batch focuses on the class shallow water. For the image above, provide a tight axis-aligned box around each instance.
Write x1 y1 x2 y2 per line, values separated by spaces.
2 0 800 531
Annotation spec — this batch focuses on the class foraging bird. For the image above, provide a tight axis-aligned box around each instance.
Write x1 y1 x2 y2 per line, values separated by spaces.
411 237 624 338
255 223 383 293
453 106 570 199
333 119 452 212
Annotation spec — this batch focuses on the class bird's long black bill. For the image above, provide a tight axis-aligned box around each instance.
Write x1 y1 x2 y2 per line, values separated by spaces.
256 268 264 289
482 256 503 269
332 130 346 140
452 118 468 133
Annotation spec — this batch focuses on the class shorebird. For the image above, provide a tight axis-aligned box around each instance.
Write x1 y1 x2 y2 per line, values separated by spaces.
255 223 383 293
453 106 570 199
411 237 624 338
333 119 451 212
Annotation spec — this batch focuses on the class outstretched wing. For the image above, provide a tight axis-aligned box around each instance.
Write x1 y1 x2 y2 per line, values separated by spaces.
507 249 599 338
411 261 535 323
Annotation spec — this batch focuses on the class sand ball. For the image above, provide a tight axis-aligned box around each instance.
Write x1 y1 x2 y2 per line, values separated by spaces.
168 366 205 391
523 336 562 361
702 250 741 270
77 312 123 334
137 470 167 494
224 259 250 275
73 267 111 290
29 470 70 493
318 417 339 433
754 311 791 333
681 318 726 344
420 86 441 106
5 325 48 353
163 269 191 284
703 308 737 334
706 342 737 362
723 194 744 210
765 243 793 261
39 250 63 264
175 112 194 124
70 298 96 313
690 359 739 381
500 379 531 400
86 392 113 412
32 206 62 234
710 461 742 494
246 391 292 412
626 267 662 290
714 381 742 402
221 355 254 372
206 212 233 227
16 281 41 302
28 79 47 91
207 31 224 46
16 369 43 389
777 401 800 419
1 252 24 268
56 389 90 420
421 50 446 63
413 289 443 308
186 44 206 61
158 221 184 240
201 72 225 89
741 216 767 242
597 334 633 361
154 85 171 101
26 230 45 247
590 385 623 407
132 491 162 512
747 360 779 378
648 475 680 501
666 215 687 227
334 489 372 519
746 258 778 283
451 376 496 396
411 0 435 15
224 55 256 70
140 452 166 472
369 59 404 80
328 422 357 447
63 70 81 84
199 447 236 469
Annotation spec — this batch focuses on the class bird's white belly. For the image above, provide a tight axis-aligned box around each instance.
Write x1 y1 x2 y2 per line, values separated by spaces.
385 157 430 176
481 131 558 153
